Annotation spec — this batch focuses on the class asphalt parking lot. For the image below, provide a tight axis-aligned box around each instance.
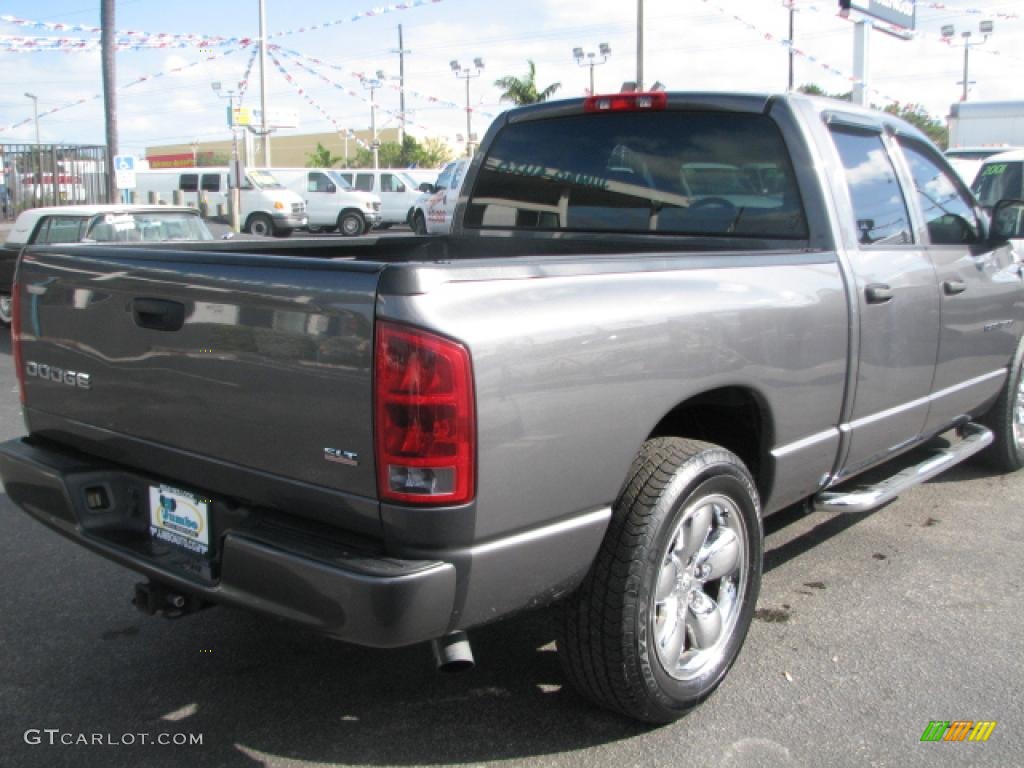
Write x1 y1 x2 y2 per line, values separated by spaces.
0 327 1021 768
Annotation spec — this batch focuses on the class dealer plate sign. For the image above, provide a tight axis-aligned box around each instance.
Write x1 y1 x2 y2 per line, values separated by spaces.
149 484 210 555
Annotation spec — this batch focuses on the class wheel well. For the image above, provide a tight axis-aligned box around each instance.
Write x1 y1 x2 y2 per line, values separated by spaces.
648 387 773 498
339 208 363 219
244 211 269 227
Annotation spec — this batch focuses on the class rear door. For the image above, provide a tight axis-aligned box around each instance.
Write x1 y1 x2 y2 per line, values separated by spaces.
895 138 1023 433
827 124 940 479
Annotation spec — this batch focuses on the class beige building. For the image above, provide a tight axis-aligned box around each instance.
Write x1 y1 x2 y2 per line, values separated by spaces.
146 128 401 169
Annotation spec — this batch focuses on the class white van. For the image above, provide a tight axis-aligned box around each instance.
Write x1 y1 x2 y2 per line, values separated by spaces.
409 159 471 235
134 168 307 237
266 168 381 236
334 169 425 228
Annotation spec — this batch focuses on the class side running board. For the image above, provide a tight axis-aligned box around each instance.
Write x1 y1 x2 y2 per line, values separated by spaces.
813 423 993 514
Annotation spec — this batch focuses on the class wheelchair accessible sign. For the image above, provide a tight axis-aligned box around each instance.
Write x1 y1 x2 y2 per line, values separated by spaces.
114 155 137 190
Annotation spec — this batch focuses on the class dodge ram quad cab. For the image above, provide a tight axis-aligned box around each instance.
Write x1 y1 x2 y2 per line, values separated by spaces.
3 92 1024 724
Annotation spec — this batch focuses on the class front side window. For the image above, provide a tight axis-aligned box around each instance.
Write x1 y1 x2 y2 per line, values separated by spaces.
898 138 979 245
434 165 454 191
381 173 405 193
307 172 336 193
830 128 912 246
465 112 807 238
354 174 374 193
972 161 1023 209
179 173 198 192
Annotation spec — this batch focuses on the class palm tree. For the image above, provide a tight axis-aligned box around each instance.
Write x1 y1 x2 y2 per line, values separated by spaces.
304 142 345 168
494 60 561 106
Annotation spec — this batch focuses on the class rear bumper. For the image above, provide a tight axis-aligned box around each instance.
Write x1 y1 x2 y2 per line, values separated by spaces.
0 437 456 648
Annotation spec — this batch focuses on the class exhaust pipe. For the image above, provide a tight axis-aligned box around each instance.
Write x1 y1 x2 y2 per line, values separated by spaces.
431 631 475 673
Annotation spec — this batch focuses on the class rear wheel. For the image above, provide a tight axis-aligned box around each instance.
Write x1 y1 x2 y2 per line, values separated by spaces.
412 211 427 235
338 211 365 237
246 213 275 237
979 336 1024 471
0 293 11 325
557 437 762 723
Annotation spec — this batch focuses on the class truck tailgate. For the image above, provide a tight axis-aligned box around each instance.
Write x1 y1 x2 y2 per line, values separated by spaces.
16 246 382 515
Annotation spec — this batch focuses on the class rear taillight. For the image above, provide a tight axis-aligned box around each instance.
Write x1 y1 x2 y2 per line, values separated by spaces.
374 321 475 505
10 280 24 405
584 91 668 113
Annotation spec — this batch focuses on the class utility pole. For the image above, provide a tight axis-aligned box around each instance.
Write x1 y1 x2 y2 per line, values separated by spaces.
395 25 410 144
636 0 644 91
786 1 795 91
258 0 271 165
101 0 117 202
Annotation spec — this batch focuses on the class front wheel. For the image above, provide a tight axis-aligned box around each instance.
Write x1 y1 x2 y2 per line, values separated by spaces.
412 210 427 235
558 437 762 723
979 336 1024 471
0 293 11 325
246 213 275 237
338 211 365 237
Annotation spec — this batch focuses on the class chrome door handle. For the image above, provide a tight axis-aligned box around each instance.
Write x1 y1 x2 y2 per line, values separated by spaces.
943 280 967 296
865 283 893 304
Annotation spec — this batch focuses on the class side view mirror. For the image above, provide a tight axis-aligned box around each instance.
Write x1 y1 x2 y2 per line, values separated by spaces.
396 184 406 193
991 199 1024 240
420 183 435 194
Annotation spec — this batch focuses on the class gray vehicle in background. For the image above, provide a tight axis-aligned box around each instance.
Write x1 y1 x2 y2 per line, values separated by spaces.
3 92 1024 724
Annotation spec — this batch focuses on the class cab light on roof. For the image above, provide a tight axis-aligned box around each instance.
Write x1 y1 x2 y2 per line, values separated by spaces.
584 92 668 113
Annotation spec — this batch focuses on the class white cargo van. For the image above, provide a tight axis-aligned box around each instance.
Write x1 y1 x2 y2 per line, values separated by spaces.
334 169 425 228
134 168 307 237
266 168 382 236
408 159 471 235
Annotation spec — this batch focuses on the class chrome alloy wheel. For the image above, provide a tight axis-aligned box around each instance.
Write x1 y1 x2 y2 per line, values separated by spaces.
1014 372 1024 450
652 493 747 681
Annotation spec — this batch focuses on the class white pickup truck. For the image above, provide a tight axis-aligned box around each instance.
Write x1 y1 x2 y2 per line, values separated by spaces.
409 159 471 234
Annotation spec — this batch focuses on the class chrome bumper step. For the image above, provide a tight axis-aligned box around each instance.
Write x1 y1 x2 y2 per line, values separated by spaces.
813 423 993 514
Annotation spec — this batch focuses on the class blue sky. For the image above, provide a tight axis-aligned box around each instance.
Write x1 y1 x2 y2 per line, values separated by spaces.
0 0 1021 155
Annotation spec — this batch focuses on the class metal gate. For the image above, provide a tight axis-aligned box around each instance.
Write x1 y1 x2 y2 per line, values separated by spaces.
1 144 109 217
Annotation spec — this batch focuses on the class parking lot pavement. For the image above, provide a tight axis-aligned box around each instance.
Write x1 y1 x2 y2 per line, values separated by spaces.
0 328 1021 768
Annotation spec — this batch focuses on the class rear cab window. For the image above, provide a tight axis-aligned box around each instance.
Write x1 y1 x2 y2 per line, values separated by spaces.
464 111 808 239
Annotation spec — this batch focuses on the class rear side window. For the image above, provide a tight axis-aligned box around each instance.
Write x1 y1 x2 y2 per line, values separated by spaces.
465 112 807 238
37 217 87 244
354 174 374 193
200 174 221 192
179 173 198 192
830 128 911 246
898 138 979 245
972 161 1023 208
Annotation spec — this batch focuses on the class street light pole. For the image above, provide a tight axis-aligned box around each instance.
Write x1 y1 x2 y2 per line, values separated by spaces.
258 0 271 165
24 93 40 145
942 20 994 102
451 58 484 157
362 72 384 170
573 43 611 94
637 0 644 91
212 81 242 232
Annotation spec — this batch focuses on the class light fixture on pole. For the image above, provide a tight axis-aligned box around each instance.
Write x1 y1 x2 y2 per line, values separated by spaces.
941 20 994 102
24 92 40 146
451 58 484 157
212 81 242 233
362 71 385 170
573 43 611 94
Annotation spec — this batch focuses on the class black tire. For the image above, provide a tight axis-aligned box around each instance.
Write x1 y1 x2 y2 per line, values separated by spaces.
979 336 1024 471
557 437 762 724
246 213 275 237
0 293 11 326
412 210 427 235
338 211 365 237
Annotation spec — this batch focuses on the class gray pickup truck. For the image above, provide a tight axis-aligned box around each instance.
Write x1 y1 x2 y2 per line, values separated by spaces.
3 92 1024 724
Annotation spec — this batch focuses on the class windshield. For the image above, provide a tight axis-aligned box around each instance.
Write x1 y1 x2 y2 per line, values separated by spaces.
247 170 285 189
84 212 214 242
465 111 807 239
326 171 354 190
971 161 1023 208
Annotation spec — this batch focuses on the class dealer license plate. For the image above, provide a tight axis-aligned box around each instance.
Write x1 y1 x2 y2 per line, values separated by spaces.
149 484 210 556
